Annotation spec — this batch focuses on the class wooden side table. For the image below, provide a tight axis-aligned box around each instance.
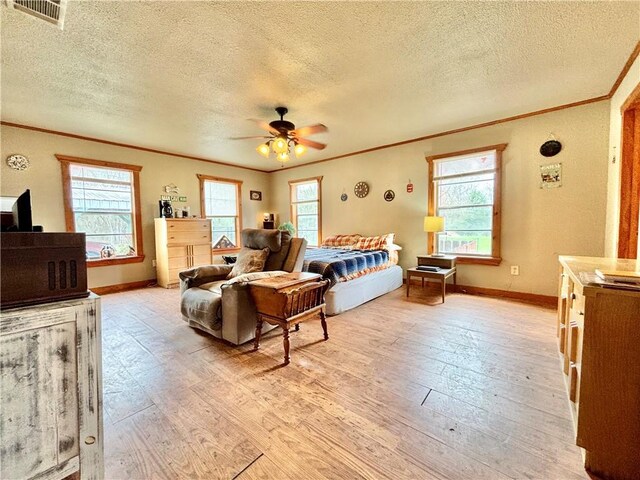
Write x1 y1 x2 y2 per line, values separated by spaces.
249 272 329 365
407 255 457 303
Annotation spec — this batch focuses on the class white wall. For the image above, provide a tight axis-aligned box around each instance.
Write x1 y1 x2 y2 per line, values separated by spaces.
270 101 610 297
605 55 640 257
0 125 270 288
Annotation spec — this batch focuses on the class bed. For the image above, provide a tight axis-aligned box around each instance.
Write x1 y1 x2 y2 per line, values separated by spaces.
302 234 403 315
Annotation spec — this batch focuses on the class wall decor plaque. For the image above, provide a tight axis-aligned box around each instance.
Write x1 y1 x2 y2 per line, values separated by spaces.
540 163 562 189
6 154 29 171
250 190 262 201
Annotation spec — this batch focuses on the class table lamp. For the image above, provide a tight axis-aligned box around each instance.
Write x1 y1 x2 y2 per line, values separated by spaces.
424 216 445 257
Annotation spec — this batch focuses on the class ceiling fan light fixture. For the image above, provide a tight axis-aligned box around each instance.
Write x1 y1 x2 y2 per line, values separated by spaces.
256 142 271 158
294 143 307 157
277 152 290 163
272 136 288 154
237 107 327 164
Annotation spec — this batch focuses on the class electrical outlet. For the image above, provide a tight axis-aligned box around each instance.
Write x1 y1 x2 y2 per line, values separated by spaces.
152 259 157 268
510 265 520 275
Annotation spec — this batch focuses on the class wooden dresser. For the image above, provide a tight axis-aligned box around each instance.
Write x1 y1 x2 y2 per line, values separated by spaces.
0 295 104 480
154 218 212 288
557 256 640 480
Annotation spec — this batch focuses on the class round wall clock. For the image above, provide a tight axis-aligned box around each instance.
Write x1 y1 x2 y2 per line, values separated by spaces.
354 181 369 198
6 154 30 171
384 190 395 202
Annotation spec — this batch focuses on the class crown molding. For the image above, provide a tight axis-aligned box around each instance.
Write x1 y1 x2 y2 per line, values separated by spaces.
0 121 270 174
271 95 608 173
609 40 640 98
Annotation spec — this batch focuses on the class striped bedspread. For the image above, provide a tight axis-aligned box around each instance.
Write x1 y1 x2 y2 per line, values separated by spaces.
303 248 391 286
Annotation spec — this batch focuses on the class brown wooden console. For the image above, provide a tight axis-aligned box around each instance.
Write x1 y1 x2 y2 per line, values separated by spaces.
557 256 640 480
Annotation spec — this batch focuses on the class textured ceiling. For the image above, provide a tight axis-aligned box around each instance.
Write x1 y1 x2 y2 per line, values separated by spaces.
1 1 639 171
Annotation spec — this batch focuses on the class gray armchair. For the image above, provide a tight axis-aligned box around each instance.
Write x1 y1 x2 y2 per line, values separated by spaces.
179 229 307 345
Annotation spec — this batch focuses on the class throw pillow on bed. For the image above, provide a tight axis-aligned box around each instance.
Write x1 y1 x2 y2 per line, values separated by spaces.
354 233 395 251
321 234 361 249
227 247 270 279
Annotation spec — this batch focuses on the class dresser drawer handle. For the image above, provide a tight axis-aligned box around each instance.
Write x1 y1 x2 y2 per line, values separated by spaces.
579 312 584 316
571 293 576 300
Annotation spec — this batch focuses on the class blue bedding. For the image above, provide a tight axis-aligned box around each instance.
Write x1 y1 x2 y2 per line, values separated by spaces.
303 248 390 287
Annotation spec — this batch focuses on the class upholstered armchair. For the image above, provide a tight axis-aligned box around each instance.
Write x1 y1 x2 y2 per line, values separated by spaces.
179 229 307 345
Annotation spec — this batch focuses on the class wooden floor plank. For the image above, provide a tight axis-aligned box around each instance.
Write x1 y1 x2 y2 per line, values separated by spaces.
100 286 585 480
423 389 585 473
234 454 292 480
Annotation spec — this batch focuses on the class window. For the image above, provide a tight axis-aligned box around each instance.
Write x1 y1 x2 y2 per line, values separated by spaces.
56 155 144 267
289 176 322 246
426 144 506 265
198 174 242 252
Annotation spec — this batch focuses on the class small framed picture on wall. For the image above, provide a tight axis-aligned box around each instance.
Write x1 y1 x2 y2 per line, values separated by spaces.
540 163 562 189
250 190 262 201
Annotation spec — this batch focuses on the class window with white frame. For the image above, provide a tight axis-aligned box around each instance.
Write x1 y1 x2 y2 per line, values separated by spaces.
198 175 242 251
427 144 506 264
57 155 144 265
289 176 322 246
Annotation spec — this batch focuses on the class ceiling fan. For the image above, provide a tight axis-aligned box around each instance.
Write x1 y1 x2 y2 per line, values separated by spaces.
232 107 328 163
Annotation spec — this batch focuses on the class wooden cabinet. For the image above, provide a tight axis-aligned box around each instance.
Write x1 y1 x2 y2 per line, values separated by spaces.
155 218 213 288
0 295 103 480
557 256 640 480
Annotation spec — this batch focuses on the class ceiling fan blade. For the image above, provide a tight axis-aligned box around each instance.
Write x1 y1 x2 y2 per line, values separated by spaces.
249 119 280 135
290 123 328 137
229 135 272 140
297 137 327 150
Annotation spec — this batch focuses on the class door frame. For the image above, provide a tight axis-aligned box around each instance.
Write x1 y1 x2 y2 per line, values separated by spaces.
618 82 640 259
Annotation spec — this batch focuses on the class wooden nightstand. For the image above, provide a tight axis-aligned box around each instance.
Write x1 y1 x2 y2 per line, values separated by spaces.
407 255 457 303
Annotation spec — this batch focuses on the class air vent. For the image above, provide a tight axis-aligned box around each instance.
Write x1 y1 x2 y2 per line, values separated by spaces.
5 0 67 29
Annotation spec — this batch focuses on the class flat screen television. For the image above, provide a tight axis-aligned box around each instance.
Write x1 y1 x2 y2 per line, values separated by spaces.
12 189 33 232
0 190 33 232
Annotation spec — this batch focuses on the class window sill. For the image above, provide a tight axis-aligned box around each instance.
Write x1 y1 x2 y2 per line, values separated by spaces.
87 255 145 268
212 247 241 255
455 256 502 266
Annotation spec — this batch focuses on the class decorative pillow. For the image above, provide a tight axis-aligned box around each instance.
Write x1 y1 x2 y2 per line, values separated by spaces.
321 234 361 249
227 247 270 279
354 233 395 251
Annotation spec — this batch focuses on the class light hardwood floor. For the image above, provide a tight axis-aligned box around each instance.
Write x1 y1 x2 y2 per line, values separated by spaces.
101 284 587 479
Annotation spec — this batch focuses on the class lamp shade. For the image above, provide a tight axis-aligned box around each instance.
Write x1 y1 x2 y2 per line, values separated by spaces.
424 216 445 233
256 143 270 158
272 137 289 154
294 143 307 157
